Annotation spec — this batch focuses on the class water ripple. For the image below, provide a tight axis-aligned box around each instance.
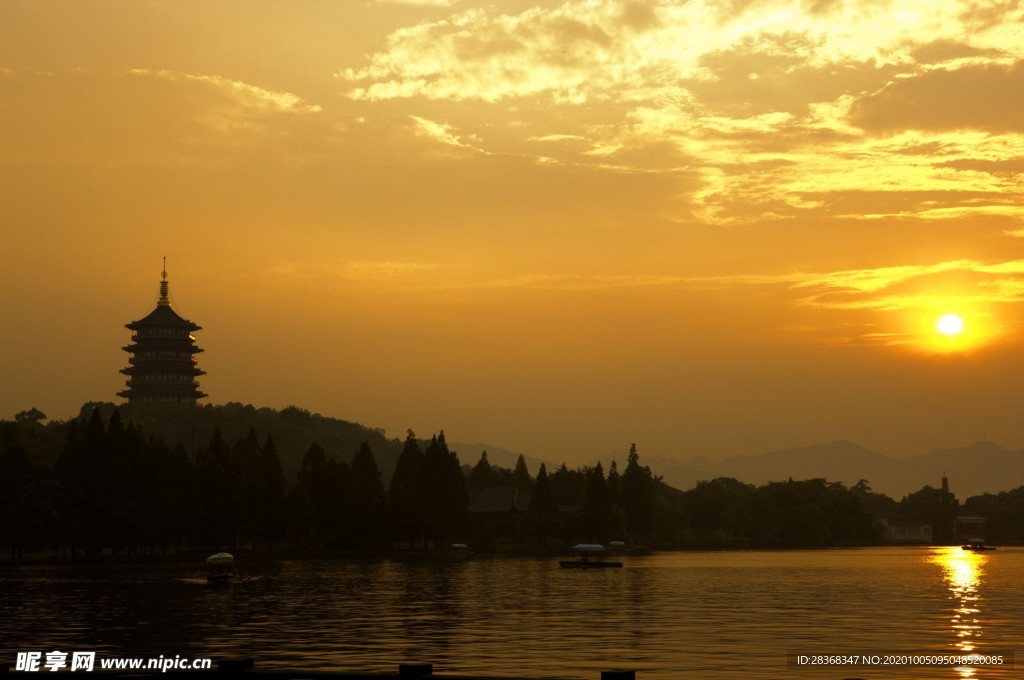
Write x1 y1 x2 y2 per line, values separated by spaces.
2 548 1022 678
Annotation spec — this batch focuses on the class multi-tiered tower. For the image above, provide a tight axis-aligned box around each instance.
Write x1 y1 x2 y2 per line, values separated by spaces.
119 260 207 404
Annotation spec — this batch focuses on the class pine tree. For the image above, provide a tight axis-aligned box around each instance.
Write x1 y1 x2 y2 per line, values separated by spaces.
231 429 262 549
389 430 425 547
549 462 586 507
512 454 532 491
80 410 108 555
193 427 234 548
350 441 387 547
621 443 655 544
115 422 148 555
1 424 55 559
422 431 468 548
468 451 497 490
297 442 331 547
54 418 85 555
527 463 559 546
147 437 191 554
257 435 286 550
607 460 621 505
582 462 613 543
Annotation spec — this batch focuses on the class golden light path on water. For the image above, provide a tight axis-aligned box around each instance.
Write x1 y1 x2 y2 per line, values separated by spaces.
931 547 988 678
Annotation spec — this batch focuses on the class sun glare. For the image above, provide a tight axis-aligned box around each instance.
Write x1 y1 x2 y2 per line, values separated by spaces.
909 306 997 354
937 313 964 336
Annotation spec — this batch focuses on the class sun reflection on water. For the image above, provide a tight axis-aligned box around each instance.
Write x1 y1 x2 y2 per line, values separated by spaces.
930 547 988 678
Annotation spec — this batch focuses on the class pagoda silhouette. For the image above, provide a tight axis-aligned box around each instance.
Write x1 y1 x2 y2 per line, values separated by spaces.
119 259 207 404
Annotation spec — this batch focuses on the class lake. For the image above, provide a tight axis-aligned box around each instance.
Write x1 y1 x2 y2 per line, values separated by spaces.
2 547 1020 678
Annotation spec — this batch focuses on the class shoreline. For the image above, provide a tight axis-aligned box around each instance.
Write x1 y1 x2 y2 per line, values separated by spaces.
3 541 1007 568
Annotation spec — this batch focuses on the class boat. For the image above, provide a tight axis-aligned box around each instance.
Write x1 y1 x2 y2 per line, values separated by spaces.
206 552 235 583
559 543 623 568
961 538 996 552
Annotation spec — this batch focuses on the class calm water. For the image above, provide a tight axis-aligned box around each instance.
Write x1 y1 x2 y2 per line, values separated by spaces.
2 547 1021 678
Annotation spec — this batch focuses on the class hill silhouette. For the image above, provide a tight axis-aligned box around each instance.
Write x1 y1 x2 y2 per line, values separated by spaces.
76 402 405 481
449 441 551 475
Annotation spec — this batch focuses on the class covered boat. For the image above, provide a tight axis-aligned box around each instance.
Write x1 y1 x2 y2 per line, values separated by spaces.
206 552 235 583
961 538 996 551
560 543 623 568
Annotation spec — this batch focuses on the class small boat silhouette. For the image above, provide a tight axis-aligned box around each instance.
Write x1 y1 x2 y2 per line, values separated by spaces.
206 552 235 583
559 543 623 568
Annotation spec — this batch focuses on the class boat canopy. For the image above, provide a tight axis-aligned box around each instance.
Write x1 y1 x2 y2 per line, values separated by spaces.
206 552 234 565
609 541 626 547
966 538 986 545
450 543 469 549
571 543 606 552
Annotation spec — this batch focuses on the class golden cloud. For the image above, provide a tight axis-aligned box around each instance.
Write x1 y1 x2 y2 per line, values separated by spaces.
0 68 323 166
792 259 1024 310
339 0 1019 105
334 0 1024 227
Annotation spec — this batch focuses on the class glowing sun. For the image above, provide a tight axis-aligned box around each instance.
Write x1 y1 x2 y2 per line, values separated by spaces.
936 313 964 336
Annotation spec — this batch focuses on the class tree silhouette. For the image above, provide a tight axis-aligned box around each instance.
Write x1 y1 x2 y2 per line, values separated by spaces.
582 462 613 543
621 443 655 544
549 462 585 507
468 451 498 490
389 430 425 547
0 424 55 559
527 463 559 546
350 441 387 547
685 477 753 547
511 454 532 491
193 427 234 549
422 432 468 547
901 485 958 544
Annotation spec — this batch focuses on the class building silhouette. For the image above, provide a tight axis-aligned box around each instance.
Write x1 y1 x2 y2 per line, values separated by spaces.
119 260 207 404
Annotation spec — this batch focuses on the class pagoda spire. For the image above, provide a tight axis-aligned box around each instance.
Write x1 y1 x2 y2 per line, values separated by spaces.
158 256 169 306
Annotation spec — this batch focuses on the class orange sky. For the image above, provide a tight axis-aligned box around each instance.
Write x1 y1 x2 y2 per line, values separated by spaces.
3 0 1024 463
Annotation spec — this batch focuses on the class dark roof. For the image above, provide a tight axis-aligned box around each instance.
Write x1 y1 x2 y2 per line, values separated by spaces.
126 303 201 331
469 486 532 513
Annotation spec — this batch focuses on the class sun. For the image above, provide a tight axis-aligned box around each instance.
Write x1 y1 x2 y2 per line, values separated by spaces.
936 313 964 336
912 306 996 354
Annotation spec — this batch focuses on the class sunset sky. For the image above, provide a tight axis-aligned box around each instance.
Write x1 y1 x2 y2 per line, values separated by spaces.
3 0 1024 464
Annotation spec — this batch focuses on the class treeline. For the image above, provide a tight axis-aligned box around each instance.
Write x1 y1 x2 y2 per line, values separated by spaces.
682 478 1024 548
0 409 870 558
683 477 879 548
1 410 285 558
462 445 681 550
0 412 670 557
962 488 1024 543
6 407 1024 559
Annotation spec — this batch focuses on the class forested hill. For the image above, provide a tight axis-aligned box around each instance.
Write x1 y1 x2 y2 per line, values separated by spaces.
26 402 406 483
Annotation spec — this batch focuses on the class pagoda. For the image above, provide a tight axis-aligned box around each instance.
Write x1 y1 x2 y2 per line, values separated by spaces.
119 260 207 404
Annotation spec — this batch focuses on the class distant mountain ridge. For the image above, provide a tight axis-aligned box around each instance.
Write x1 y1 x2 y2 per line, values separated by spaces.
456 439 1024 501
448 442 551 474
615 440 1024 500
